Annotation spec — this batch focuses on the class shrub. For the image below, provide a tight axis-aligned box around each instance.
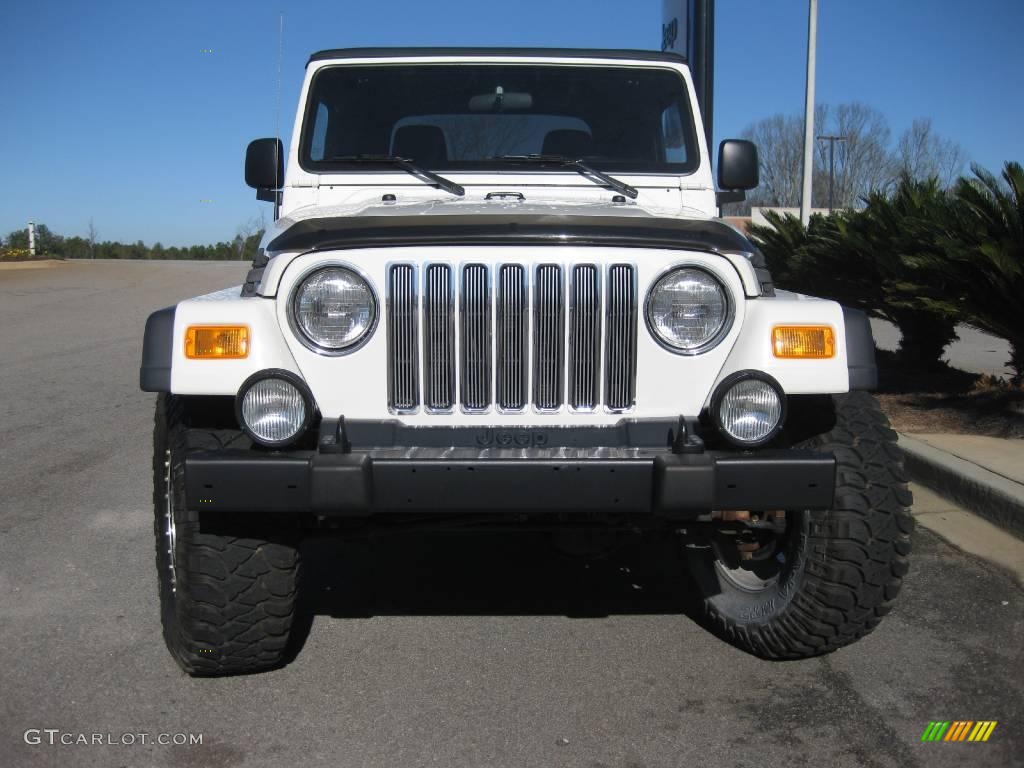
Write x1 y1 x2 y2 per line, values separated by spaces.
847 177 960 367
750 177 960 368
0 247 34 260
943 162 1024 381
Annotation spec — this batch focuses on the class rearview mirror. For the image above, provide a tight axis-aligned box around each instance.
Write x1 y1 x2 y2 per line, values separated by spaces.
469 88 533 112
716 139 759 205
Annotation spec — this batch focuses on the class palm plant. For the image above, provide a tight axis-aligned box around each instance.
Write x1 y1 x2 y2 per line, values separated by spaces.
748 209 809 289
750 178 961 368
944 162 1024 381
750 209 884 311
848 177 960 367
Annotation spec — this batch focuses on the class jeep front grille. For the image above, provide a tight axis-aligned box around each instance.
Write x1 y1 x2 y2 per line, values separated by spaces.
386 263 637 413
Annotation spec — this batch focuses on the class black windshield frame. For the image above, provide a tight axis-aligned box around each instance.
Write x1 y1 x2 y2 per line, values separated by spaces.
298 63 701 176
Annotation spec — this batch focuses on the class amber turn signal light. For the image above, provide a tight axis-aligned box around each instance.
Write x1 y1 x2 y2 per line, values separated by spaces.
772 325 835 359
185 326 249 359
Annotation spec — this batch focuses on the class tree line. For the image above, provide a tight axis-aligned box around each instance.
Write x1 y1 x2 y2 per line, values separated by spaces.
1 216 265 262
750 162 1023 382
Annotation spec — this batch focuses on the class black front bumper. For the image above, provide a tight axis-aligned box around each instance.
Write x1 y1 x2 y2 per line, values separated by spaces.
184 423 836 517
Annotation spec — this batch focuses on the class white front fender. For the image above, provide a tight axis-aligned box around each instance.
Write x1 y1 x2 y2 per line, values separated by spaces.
710 290 851 409
168 287 301 396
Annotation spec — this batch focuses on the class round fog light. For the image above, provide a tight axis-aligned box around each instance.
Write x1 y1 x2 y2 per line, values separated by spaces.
238 374 311 447
714 374 784 447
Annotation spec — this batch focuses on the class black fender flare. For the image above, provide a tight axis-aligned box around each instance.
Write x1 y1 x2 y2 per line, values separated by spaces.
842 306 878 391
140 306 176 392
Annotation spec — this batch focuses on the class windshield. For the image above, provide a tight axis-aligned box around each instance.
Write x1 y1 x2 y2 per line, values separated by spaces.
300 64 700 174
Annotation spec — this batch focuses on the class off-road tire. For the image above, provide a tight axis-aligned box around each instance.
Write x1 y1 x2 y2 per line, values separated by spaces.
687 391 913 659
153 394 302 676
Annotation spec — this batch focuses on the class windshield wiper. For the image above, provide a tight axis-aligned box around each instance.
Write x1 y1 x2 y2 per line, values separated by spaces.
326 155 465 197
491 154 638 199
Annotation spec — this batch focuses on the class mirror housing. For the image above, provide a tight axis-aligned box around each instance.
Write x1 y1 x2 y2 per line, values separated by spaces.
245 137 283 192
716 139 759 205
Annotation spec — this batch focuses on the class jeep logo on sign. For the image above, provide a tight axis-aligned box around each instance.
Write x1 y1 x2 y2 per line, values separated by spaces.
661 17 679 52
475 429 550 448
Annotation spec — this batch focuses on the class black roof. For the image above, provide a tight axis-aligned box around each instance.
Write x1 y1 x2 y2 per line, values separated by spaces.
306 47 686 67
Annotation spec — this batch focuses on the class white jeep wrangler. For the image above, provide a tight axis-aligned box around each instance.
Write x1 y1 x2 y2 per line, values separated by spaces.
140 48 912 676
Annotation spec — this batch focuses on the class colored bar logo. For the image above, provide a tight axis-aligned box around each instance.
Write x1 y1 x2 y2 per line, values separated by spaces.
921 721 997 742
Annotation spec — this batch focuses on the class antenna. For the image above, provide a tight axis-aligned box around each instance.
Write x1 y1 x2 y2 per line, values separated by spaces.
273 11 284 220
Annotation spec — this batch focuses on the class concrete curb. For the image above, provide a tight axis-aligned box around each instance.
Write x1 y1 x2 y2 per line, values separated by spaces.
899 433 1024 540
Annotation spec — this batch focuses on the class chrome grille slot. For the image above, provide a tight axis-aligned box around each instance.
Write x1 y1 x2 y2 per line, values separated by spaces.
460 264 491 412
496 264 528 411
568 265 601 410
604 264 638 411
533 264 565 411
386 264 419 412
423 264 455 411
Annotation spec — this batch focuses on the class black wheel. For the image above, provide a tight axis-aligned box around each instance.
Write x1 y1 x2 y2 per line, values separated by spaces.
153 394 302 676
686 391 914 659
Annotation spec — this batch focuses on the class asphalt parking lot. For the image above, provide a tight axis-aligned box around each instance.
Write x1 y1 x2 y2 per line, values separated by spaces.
1 260 1021 768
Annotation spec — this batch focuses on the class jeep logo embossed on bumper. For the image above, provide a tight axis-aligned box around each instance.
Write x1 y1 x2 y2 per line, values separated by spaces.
475 429 550 448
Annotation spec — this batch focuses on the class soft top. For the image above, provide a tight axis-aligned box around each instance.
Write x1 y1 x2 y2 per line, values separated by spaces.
307 47 687 67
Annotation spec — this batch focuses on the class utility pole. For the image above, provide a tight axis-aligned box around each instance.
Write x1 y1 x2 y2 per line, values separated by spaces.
799 0 818 226
817 134 848 213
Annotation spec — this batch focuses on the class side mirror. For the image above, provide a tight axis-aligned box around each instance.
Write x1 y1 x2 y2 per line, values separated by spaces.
716 139 759 205
245 138 283 203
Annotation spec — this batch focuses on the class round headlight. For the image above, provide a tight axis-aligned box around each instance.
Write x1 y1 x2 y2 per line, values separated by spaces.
239 375 310 446
646 267 731 353
292 266 376 354
714 374 784 446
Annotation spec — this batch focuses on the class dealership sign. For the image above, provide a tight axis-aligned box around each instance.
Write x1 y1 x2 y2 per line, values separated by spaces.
661 0 691 57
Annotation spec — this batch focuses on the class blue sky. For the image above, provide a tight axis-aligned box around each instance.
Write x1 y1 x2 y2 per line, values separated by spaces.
1 0 1021 247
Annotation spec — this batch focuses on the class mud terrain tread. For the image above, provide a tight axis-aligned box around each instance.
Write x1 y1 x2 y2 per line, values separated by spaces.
703 391 914 659
154 394 301 676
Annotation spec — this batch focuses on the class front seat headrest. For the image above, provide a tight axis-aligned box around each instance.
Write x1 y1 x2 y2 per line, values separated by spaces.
541 129 593 158
392 125 448 166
